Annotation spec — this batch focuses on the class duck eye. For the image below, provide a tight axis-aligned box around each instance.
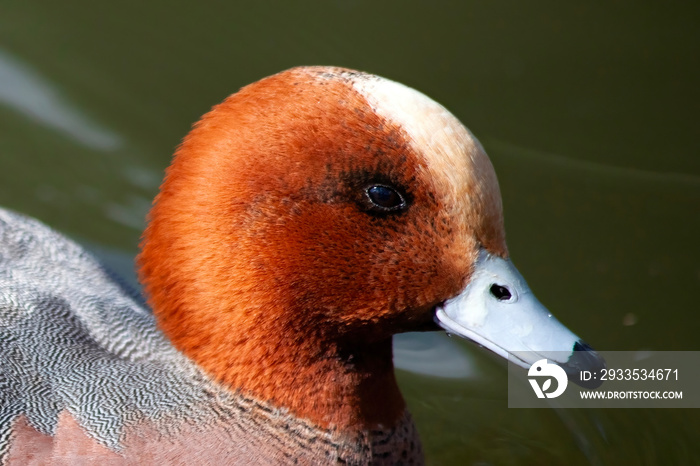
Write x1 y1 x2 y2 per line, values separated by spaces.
365 185 406 212
490 284 512 301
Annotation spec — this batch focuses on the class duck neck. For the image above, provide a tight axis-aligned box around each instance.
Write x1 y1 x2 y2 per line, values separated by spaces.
167 316 407 433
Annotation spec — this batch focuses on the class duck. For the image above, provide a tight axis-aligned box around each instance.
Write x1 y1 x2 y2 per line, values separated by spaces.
0 66 605 465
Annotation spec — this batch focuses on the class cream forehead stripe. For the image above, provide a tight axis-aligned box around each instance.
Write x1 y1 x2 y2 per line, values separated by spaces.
348 74 492 217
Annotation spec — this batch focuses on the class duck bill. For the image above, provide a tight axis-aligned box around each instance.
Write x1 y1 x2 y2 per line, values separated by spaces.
434 250 605 388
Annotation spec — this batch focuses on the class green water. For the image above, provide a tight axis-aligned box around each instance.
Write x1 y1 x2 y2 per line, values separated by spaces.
1 1 698 464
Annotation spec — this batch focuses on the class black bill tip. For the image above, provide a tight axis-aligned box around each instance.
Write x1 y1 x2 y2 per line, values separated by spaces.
562 340 607 389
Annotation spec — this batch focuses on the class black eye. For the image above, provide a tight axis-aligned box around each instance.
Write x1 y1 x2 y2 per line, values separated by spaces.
490 284 512 301
365 185 406 212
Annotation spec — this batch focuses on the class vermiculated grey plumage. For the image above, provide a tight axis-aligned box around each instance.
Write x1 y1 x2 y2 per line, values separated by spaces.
0 208 421 465
0 207 228 456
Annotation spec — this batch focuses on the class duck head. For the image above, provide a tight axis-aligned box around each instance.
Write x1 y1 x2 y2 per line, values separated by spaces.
138 67 603 433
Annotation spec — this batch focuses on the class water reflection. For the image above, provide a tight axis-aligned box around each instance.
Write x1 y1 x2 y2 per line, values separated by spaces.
394 332 479 379
103 195 151 230
0 48 123 151
489 138 700 188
